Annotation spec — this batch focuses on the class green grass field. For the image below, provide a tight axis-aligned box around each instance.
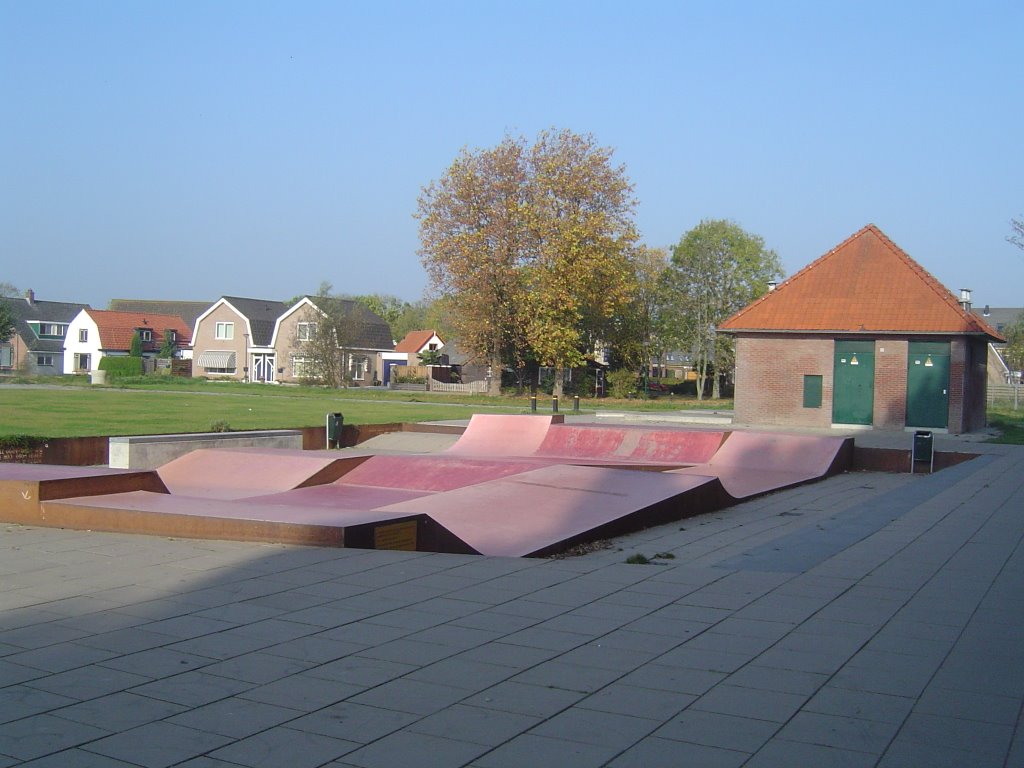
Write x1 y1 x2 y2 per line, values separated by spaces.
0 378 732 438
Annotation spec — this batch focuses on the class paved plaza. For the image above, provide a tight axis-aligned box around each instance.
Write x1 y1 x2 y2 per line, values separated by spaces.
1 427 1022 767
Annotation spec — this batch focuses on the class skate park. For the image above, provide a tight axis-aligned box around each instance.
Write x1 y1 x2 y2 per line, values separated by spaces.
0 415 860 558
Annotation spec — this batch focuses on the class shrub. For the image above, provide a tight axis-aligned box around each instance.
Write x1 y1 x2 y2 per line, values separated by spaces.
98 356 144 378
606 368 637 398
209 420 232 432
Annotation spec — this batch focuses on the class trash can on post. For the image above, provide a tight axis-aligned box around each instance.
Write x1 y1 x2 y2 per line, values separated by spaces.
326 412 344 449
911 430 933 473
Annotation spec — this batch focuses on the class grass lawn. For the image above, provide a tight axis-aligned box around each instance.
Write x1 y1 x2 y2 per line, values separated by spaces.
987 405 1024 444
0 378 733 438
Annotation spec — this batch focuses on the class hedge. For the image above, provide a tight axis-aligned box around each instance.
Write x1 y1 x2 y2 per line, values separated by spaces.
98 356 144 378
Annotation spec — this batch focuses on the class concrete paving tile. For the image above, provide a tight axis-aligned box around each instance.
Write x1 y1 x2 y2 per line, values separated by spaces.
52 691 187 730
405 657 516 692
471 732 620 768
804 686 915 724
510 660 623 694
166 630 279 661
725 664 828 696
1 620 91 649
209 726 359 768
317 619 415 646
197 651 313 684
655 645 752 674
895 712 1014 759
620 662 726 695
448 610 538 634
877 738 1004 768
0 713 111 760
608 735 749 767
0 684 77 725
531 707 659 748
166 696 301 738
13 748 139 766
578 682 695 720
464 680 585 718
277 603 372 629
622 615 710 640
654 709 779 753
775 711 899 754
129 669 254 707
138 615 236 640
288 701 418 743
692 684 809 722
24 666 150 701
500 626 592 652
82 721 234 767
557 642 655 672
407 704 541 747
744 739 878 767
349 677 468 715
681 629 778 656
356 637 461 666
258 633 365 664
343 729 490 768
592 628 687 655
455 641 560 670
913 685 1021 725
96 647 213 679
406 623 503 651
239 673 361 712
305 655 417 687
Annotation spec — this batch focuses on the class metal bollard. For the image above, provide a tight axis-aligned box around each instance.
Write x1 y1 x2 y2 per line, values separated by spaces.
552 395 559 413
530 395 537 413
573 395 580 413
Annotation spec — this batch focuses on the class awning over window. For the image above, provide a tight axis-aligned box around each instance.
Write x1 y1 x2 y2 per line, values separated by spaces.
198 351 236 368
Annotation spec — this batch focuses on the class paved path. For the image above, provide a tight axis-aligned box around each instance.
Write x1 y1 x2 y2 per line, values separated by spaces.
1 434 1022 767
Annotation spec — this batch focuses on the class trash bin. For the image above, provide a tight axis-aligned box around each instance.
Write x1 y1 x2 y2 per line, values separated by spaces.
911 430 933 473
326 412 344 448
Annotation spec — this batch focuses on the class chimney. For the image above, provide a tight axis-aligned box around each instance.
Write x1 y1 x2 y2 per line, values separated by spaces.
959 288 972 312
767 280 777 292
24 288 35 306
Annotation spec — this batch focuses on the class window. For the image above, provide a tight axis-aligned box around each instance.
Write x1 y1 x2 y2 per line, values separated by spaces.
803 375 823 408
0 345 12 368
349 355 368 381
215 321 234 340
36 354 54 367
37 323 66 337
79 328 88 343
297 322 317 341
292 356 313 379
139 329 153 342
74 353 91 371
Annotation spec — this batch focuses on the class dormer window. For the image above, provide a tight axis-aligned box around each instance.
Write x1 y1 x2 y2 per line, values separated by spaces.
139 329 153 342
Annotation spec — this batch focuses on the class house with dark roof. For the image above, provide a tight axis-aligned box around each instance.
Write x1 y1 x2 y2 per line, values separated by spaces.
719 225 1003 434
0 290 90 375
108 299 212 331
63 309 192 374
191 296 393 384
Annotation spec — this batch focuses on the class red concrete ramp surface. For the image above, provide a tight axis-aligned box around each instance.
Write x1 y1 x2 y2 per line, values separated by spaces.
376 465 724 557
156 448 366 500
446 415 562 457
536 424 726 465
333 454 549 492
673 432 853 498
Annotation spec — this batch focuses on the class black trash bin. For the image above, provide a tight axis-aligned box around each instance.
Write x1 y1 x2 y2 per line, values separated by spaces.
326 412 344 449
911 430 933 473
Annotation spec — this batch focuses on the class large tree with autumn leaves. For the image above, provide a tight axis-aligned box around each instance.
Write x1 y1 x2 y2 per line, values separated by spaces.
416 129 639 396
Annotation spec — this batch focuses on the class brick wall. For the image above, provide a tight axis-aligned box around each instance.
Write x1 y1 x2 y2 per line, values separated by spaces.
872 340 908 429
733 335 833 428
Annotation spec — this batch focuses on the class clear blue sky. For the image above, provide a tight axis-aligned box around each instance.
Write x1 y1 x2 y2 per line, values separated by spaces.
2 1 1022 309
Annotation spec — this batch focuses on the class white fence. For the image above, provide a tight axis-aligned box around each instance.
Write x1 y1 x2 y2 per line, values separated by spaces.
429 380 488 394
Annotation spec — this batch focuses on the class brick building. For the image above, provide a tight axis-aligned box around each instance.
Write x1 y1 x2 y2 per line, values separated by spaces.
719 225 1003 434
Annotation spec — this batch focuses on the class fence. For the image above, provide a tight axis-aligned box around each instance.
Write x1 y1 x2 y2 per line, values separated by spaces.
989 383 1023 407
428 380 488 394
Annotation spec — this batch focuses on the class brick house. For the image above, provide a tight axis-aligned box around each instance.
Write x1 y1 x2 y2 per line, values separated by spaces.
719 225 1003 434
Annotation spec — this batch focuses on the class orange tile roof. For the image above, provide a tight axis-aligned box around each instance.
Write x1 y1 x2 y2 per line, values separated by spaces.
720 225 1003 339
394 329 442 353
88 309 193 351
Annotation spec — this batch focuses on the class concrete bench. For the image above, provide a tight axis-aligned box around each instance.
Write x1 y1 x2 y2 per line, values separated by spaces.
109 430 304 470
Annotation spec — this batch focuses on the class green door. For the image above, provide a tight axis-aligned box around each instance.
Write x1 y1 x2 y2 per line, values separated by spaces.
906 342 949 428
833 340 875 425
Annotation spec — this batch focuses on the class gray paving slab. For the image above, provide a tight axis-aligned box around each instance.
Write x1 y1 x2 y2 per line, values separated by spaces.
1 433 1022 767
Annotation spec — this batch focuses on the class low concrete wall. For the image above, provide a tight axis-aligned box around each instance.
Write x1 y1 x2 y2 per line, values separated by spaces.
109 430 304 470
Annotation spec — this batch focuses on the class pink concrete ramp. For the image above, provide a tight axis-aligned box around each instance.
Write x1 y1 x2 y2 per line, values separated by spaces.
333 454 549 492
672 431 853 498
375 465 724 557
446 415 562 457
536 424 726 465
156 448 366 500
42 491 475 552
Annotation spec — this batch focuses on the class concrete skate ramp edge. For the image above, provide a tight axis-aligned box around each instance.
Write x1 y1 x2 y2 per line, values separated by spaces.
446 414 563 457
41 491 476 552
332 454 551 492
672 432 853 498
156 448 369 499
536 424 727 465
376 465 727 557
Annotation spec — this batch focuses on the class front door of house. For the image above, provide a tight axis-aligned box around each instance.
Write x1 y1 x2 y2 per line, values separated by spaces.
832 340 875 425
252 353 275 383
906 342 949 428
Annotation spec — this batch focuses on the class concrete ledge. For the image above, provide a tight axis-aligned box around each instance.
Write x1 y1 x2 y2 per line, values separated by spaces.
109 430 304 470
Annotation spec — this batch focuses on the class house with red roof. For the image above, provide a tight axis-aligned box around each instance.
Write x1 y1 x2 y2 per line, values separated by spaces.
719 225 1003 434
381 329 445 384
63 309 192 374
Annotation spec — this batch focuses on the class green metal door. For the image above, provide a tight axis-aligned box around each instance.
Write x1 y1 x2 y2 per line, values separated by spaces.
833 340 875 425
906 342 949 428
